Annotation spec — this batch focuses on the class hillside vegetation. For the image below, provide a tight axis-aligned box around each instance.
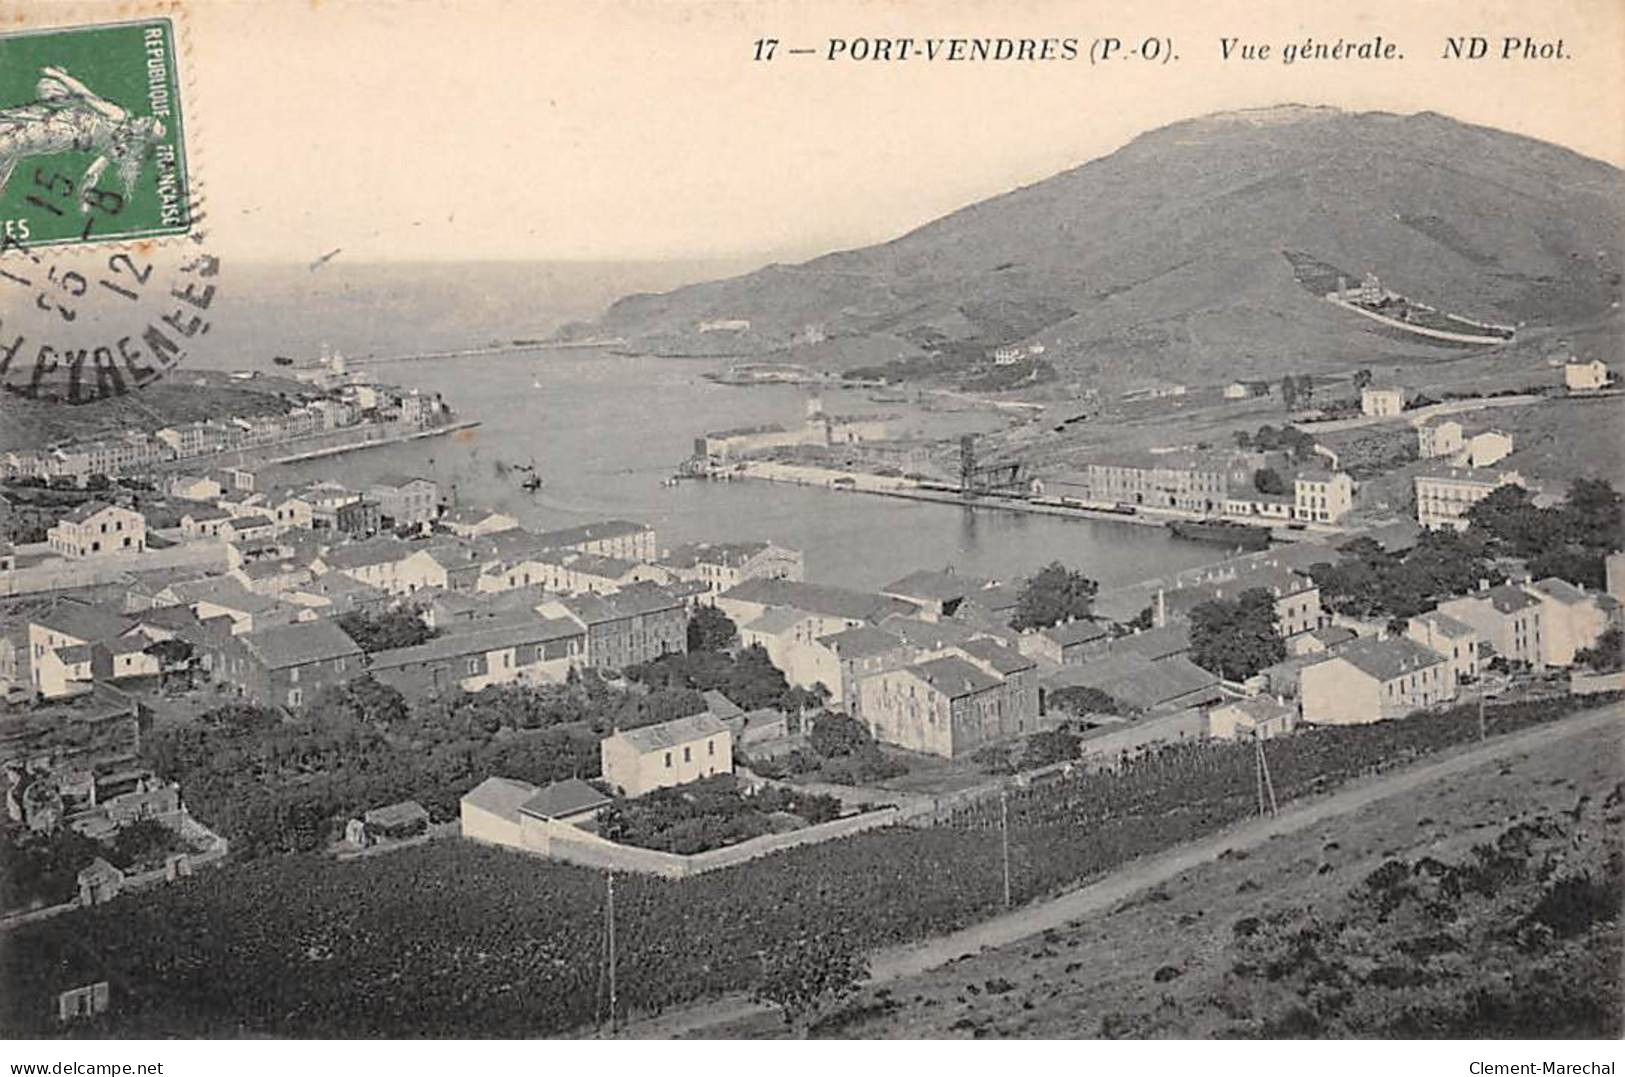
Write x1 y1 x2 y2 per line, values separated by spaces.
573 107 1625 390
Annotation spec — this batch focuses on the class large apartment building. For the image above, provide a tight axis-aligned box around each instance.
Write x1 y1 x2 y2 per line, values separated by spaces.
1414 467 1523 532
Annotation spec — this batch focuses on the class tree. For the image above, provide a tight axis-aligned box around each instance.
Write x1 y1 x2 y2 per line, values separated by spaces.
1465 485 1549 558
1574 628 1623 674
1561 478 1623 552
1188 588 1285 681
1352 368 1373 391
1281 376 1300 411
1253 467 1288 495
808 713 873 758
336 609 438 652
1047 685 1129 718
312 676 410 727
687 605 738 652
1020 727 1082 769
755 935 870 1032
1011 561 1099 631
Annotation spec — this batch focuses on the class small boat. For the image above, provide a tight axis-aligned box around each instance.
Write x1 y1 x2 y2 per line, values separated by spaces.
272 355 294 367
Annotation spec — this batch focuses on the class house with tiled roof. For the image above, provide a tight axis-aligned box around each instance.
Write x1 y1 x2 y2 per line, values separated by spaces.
540 583 687 670
717 578 916 631
1042 653 1221 716
1405 611 1481 684
600 712 731 797
460 776 541 846
205 619 363 708
368 475 439 528
1300 636 1453 725
879 568 992 620
440 506 519 539
858 653 1011 759
532 519 656 562
1521 577 1609 667
1207 695 1298 741
46 502 145 559
518 778 611 824
810 625 910 715
1437 584 1545 669
1019 617 1111 667
660 540 803 593
367 615 585 697
1155 565 1323 638
28 602 134 698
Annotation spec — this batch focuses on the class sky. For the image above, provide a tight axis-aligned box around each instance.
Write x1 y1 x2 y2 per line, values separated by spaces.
23 0 1625 265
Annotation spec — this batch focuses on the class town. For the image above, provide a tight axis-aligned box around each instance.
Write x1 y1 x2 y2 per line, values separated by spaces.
2 333 1620 1034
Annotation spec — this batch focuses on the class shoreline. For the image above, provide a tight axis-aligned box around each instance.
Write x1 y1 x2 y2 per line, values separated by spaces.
146 419 483 474
260 419 482 465
726 459 1346 541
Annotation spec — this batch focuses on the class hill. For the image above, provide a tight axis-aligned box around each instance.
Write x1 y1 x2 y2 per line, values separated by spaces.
0 371 303 454
570 106 1625 389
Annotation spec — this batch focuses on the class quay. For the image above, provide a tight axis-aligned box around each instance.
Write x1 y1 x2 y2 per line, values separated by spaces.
724 459 1344 541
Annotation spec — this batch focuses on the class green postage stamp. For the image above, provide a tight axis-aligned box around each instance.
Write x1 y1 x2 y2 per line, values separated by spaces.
0 17 191 249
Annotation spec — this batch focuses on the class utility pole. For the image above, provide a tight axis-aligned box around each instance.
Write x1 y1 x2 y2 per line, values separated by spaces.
1254 735 1278 818
1000 787 1012 911
1478 690 1487 742
606 871 618 1036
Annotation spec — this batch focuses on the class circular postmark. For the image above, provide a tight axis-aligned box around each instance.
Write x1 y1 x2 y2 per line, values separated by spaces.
0 15 217 403
0 226 220 403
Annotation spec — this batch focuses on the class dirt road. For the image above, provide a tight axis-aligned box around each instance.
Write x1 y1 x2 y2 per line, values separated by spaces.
609 702 1623 1038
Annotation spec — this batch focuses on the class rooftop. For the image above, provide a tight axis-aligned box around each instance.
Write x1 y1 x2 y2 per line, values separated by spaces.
1412 611 1477 639
367 616 582 669
1330 636 1446 682
60 501 120 524
743 607 818 638
533 519 651 549
461 776 538 822
363 800 429 828
955 636 1033 675
321 537 416 570
1041 619 1111 648
518 778 611 820
1110 623 1191 662
662 541 774 569
722 578 915 624
881 569 984 604
1527 577 1592 605
238 619 363 670
908 655 1001 698
611 712 730 754
31 600 131 644
816 624 907 660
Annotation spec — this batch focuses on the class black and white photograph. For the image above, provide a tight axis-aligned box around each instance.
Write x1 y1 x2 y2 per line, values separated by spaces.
0 0 1621 1064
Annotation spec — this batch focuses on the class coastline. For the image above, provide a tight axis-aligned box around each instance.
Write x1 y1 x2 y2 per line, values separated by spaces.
726 459 1346 541
147 419 483 474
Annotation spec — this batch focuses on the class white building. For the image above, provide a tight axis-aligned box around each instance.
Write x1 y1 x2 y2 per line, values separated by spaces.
1457 430 1514 469
46 503 146 558
1416 419 1464 460
1405 610 1481 684
1300 636 1454 725
1293 470 1355 523
1360 386 1405 418
1522 577 1609 667
600 713 732 798
1413 467 1524 532
1564 360 1611 393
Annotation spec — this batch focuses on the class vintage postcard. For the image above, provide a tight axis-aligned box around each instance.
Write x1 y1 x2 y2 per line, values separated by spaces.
0 0 1621 1065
